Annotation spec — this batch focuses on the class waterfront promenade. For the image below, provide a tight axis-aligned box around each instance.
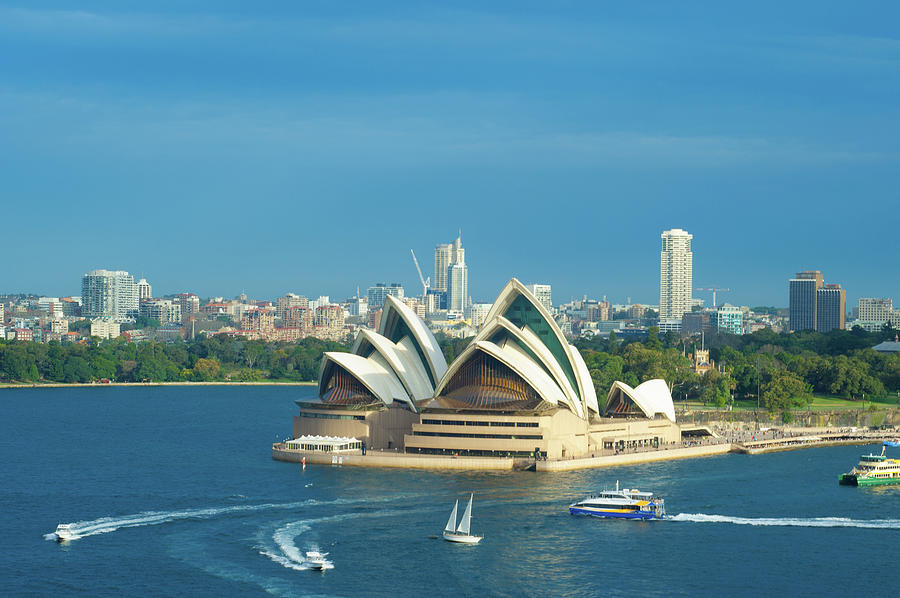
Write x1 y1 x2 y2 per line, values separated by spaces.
273 426 900 471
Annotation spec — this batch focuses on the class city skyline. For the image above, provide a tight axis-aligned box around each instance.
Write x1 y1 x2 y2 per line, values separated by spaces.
2 2 898 305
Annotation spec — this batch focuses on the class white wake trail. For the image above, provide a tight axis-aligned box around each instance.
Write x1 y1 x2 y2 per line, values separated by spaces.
672 513 900 529
44 497 373 542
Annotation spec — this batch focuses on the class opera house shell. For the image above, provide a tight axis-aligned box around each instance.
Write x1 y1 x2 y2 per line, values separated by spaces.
317 294 447 412
295 278 681 459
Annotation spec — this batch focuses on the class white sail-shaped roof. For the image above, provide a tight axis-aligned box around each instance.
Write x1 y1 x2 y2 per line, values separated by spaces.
475 316 582 414
434 340 567 409
605 379 676 422
351 328 434 401
379 295 448 388
318 351 414 411
568 345 599 414
482 278 582 405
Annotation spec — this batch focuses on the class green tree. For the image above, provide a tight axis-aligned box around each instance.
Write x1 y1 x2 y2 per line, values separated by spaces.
762 369 811 412
192 358 221 381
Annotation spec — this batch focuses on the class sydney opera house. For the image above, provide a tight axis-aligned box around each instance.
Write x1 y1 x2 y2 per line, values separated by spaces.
293 279 681 460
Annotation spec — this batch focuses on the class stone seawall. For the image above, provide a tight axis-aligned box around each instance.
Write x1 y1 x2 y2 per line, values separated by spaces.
272 448 519 470
273 444 733 472
535 444 733 472
678 408 900 429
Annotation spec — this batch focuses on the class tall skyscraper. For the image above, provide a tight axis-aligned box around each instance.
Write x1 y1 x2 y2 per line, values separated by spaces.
659 228 693 322
434 244 452 293
447 262 468 312
816 284 846 333
434 233 466 309
789 270 823 331
81 269 139 322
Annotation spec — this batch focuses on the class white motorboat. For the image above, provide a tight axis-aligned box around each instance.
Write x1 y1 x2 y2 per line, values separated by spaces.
54 523 76 542
442 493 482 544
303 550 330 570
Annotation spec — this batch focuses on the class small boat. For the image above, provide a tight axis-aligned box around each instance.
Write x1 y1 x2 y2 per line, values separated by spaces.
839 446 900 486
303 550 330 570
569 481 666 520
54 523 76 542
883 439 900 448
442 494 482 544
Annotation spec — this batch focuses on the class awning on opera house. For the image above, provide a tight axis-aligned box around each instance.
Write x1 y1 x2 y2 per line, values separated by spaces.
286 435 363 452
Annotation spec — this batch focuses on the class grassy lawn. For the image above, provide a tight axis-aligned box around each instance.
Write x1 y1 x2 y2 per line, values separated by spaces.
684 395 900 412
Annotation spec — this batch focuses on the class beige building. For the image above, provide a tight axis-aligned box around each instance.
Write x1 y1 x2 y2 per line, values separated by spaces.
290 279 681 462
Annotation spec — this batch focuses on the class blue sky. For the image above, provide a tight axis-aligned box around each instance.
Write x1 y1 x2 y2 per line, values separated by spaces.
1 1 898 307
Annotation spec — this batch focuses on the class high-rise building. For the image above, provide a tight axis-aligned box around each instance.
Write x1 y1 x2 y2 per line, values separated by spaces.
816 284 846 333
81 269 139 322
447 262 468 312
276 293 307 320
176 293 200 317
525 284 552 312
140 299 182 325
137 278 152 300
433 244 452 294
659 228 693 322
789 270 823 332
859 298 893 323
367 283 404 308
433 233 465 295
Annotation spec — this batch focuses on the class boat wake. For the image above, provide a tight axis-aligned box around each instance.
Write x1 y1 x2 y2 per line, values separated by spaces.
43 497 376 542
259 520 337 571
672 513 900 529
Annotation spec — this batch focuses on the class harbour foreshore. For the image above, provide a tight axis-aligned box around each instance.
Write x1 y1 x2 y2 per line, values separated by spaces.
273 428 899 471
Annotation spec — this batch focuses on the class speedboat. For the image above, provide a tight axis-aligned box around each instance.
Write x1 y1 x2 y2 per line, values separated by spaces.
442 493 482 544
569 481 666 520
54 523 76 542
303 550 330 570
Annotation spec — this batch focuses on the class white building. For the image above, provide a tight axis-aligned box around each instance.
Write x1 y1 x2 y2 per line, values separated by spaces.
137 278 152 301
525 284 552 312
858 298 897 326
447 262 468 313
37 297 64 320
367 285 403 309
140 299 182 325
90 319 121 339
467 302 493 329
659 228 693 322
81 269 139 322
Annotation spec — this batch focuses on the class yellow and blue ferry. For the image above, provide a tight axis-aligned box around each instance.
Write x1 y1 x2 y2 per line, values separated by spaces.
569 481 666 520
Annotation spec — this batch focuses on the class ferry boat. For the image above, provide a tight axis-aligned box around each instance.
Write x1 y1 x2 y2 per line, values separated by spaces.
569 481 666 520
839 446 900 486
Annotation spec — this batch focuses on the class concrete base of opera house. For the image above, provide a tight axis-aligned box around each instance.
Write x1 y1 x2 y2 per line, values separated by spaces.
292 402 684 462
279 402 731 471
272 443 733 471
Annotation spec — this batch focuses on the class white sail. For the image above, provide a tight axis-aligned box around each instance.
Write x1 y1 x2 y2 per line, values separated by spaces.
456 494 473 535
445 499 459 533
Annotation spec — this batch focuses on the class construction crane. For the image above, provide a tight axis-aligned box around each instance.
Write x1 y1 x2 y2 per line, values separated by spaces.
410 249 430 298
694 286 731 309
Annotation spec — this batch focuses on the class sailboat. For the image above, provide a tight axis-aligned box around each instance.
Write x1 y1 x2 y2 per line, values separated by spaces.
442 493 483 544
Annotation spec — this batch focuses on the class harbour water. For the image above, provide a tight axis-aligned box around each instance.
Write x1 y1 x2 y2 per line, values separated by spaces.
3 386 899 597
